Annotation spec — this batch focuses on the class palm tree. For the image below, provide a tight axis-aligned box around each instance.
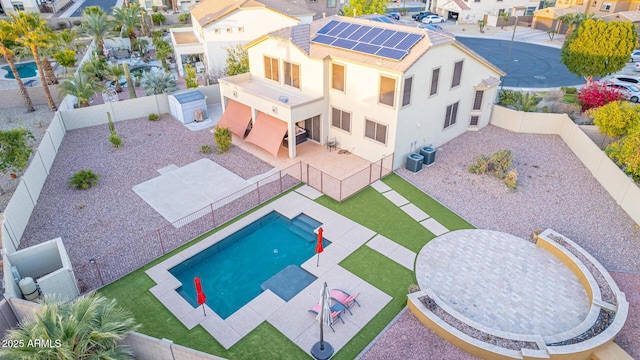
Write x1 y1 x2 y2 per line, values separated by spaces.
9 12 58 112
0 294 139 359
104 63 125 92
112 4 142 41
58 72 105 107
140 70 178 95
153 37 173 69
0 19 34 112
81 11 112 55
80 57 108 81
502 91 542 112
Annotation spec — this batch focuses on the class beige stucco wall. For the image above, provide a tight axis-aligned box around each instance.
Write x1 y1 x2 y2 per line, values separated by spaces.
444 0 539 24
491 105 640 227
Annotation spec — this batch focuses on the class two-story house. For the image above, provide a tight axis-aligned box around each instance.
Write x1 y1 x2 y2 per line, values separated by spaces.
532 0 640 31
435 0 540 24
217 15 503 169
170 0 315 77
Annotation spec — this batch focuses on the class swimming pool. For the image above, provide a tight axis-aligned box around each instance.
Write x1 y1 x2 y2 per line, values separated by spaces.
2 61 38 79
169 211 329 319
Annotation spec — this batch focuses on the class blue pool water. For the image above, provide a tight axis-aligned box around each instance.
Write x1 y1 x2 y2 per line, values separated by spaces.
169 212 329 319
2 61 38 79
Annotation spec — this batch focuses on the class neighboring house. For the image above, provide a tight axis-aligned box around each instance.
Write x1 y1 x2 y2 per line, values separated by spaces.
435 0 540 24
170 0 315 78
0 0 74 14
217 15 503 170
532 0 640 31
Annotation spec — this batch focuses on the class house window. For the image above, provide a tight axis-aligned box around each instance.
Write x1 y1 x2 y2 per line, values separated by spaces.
264 56 279 82
328 0 336 7
145 1 153 8
474 0 480 2
284 61 300 89
379 75 396 107
444 102 459 129
402 77 413 107
600 2 611 10
331 108 351 132
473 90 484 110
332 63 345 91
526 6 536 15
451 60 463 88
470 115 480 126
12 2 24 10
430 68 440 96
310 0 317 2
365 119 387 144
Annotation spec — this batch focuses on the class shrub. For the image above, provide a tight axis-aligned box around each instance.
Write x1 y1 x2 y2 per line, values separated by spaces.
68 169 101 189
578 81 625 111
109 133 122 147
213 126 232 153
151 5 158 12
561 86 577 94
148 113 159 121
185 64 198 89
408 284 420 293
0 127 35 176
178 13 191 24
399 7 407 16
606 127 640 181
591 100 640 138
200 144 212 154
469 149 517 189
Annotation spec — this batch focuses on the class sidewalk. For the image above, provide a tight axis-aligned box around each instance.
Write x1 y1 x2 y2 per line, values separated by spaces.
443 22 566 49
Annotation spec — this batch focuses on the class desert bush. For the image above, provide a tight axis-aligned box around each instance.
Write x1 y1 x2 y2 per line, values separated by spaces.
178 13 191 24
408 284 420 293
200 144 212 154
591 100 640 138
109 133 122 147
151 5 158 12
213 126 232 153
561 86 577 94
469 149 517 189
68 169 101 189
606 127 640 182
0 127 35 176
148 113 159 121
543 89 565 104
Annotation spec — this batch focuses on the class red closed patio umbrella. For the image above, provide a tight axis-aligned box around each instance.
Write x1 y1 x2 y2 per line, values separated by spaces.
316 227 324 267
194 277 207 316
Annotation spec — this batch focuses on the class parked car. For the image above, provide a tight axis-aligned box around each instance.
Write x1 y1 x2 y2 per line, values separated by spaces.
606 81 640 102
421 15 446 24
387 13 400 20
412 11 435 21
419 24 443 32
630 50 640 62
634 62 640 72
614 75 640 84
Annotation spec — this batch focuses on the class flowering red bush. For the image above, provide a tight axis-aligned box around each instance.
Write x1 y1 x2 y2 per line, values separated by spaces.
578 81 626 111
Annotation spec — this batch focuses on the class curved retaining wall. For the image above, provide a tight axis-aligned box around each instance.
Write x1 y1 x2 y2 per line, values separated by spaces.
408 228 629 360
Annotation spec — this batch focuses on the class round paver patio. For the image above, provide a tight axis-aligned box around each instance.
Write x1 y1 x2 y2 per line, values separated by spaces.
416 229 590 336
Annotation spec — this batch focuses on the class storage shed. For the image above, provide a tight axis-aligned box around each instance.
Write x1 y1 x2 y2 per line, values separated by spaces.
168 90 208 124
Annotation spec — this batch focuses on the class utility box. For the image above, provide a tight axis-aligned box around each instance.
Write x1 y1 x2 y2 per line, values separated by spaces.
420 146 436 166
406 153 424 173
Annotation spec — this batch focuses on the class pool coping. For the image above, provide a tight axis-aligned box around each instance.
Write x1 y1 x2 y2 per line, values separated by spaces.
145 191 392 354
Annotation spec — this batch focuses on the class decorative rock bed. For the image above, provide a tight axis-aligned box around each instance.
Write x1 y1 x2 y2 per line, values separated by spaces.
408 229 629 360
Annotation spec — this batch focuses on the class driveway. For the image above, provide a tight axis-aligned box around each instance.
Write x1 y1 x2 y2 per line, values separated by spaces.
456 37 584 88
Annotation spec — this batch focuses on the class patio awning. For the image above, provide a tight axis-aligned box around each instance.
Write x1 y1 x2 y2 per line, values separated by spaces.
245 112 288 157
217 99 252 138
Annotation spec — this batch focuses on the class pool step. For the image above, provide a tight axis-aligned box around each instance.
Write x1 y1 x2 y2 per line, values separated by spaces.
288 223 316 242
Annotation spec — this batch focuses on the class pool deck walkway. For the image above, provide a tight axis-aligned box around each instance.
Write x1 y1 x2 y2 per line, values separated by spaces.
146 189 394 355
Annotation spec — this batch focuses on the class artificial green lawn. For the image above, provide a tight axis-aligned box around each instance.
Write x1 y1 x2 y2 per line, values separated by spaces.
98 174 474 359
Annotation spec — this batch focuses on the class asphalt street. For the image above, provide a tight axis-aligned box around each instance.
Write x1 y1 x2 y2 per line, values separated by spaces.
456 37 586 88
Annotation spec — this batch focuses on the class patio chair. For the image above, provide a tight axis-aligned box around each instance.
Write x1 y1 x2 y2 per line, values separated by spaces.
23 79 36 87
308 303 345 332
330 289 360 315
326 137 337 151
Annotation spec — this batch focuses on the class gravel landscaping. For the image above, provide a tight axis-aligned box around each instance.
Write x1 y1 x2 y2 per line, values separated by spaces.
361 124 640 359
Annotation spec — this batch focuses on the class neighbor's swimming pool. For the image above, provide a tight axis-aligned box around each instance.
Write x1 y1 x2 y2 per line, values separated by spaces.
2 61 38 79
169 211 329 319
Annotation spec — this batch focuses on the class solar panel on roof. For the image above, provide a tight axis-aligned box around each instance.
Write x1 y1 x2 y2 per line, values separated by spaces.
370 30 396 45
333 38 358 49
353 42 381 55
359 27 383 43
312 34 336 45
317 20 340 34
348 25 373 40
312 20 424 61
375 47 406 60
395 33 423 51
383 32 409 48
327 22 350 36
